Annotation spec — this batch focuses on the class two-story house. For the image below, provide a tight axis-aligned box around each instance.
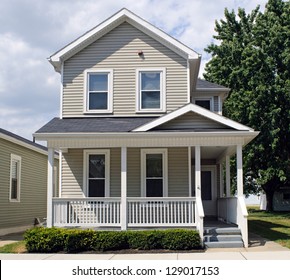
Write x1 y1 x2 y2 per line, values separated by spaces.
34 8 259 248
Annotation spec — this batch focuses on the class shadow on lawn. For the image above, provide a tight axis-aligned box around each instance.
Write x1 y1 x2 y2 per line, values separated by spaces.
248 219 290 242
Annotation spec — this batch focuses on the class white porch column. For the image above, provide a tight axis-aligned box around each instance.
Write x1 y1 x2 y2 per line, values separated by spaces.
236 145 243 197
226 155 231 197
195 145 201 197
47 148 54 228
121 147 127 230
188 147 192 196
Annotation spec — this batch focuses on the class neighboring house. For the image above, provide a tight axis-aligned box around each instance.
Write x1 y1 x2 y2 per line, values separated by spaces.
260 191 290 211
34 9 259 247
0 128 58 235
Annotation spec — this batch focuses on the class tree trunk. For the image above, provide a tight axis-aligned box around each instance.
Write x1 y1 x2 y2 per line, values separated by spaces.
265 189 275 211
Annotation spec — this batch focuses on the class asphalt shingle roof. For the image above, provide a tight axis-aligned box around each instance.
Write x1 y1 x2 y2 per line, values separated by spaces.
35 117 158 133
0 128 47 151
196 79 228 90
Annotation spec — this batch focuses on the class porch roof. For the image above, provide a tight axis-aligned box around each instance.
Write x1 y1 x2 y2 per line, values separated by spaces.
35 117 157 133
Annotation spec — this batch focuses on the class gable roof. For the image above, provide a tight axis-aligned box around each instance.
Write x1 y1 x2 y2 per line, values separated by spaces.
132 103 254 132
0 127 49 155
49 8 200 73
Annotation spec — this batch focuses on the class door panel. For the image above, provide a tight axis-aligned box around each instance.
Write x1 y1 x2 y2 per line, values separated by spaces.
192 166 217 216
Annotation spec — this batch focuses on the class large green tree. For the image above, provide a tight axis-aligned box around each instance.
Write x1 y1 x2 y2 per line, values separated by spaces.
204 0 290 211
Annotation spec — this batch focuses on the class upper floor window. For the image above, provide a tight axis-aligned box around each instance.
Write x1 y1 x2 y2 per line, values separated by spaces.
136 69 166 113
10 154 21 202
194 98 212 111
84 69 113 113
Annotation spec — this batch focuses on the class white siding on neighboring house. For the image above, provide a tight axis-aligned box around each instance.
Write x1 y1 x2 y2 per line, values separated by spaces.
62 22 188 117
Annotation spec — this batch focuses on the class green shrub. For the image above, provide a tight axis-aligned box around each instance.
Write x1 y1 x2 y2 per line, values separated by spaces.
24 227 201 253
93 231 128 251
24 227 68 253
66 229 95 253
127 230 163 250
161 229 201 250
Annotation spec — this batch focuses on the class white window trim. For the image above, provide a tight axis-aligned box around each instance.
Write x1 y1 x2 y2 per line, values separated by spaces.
83 149 110 197
136 68 166 113
83 69 113 114
141 148 168 197
9 154 21 202
194 97 213 111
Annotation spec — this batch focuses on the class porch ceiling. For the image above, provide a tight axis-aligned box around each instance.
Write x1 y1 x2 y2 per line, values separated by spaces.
191 146 229 159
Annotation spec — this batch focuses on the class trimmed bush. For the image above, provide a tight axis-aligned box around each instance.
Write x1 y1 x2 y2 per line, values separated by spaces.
161 229 201 250
66 229 95 253
24 227 68 253
24 227 201 253
126 230 163 250
92 231 129 251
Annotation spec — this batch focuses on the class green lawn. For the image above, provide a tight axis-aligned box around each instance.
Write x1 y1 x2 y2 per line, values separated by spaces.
0 241 26 253
248 207 290 249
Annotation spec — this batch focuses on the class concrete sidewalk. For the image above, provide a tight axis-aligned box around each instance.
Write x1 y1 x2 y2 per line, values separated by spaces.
1 231 290 260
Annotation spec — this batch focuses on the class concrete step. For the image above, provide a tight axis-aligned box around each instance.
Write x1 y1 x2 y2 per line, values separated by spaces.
204 240 244 248
204 227 241 235
204 234 242 242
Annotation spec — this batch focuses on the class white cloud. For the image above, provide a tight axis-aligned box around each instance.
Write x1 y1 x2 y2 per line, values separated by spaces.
0 0 268 140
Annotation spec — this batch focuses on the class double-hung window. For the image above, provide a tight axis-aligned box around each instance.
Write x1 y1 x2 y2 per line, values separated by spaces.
84 69 113 113
137 69 166 112
10 154 21 202
141 149 168 197
84 150 110 197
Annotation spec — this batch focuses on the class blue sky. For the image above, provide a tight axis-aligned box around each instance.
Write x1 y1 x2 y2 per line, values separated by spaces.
0 0 268 141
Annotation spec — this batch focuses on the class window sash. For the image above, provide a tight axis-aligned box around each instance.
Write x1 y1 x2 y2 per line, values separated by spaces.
84 150 110 198
10 155 21 202
137 69 165 112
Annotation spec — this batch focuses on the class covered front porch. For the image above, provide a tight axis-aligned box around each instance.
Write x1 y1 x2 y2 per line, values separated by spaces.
45 139 251 247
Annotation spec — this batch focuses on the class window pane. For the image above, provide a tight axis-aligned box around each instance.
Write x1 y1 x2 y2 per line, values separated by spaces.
146 154 162 177
141 72 160 91
11 179 18 199
89 74 108 91
195 100 211 110
141 91 160 109
89 92 108 110
146 179 163 197
89 180 105 197
89 155 105 178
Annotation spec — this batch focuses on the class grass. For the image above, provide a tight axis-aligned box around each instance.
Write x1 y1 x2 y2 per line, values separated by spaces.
0 241 27 253
247 206 290 249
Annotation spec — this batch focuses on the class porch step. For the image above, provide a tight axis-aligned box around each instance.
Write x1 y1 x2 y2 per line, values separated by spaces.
204 227 244 248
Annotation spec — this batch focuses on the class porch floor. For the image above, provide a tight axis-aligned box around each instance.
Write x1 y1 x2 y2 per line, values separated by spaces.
204 217 238 230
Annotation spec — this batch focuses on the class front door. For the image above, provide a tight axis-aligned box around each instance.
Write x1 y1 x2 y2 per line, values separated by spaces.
192 166 217 216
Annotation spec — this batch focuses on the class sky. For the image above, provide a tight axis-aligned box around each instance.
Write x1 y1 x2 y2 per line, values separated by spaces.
0 0 268 142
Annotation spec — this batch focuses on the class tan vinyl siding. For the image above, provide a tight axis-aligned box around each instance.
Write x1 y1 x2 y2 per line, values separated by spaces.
62 149 83 198
63 22 188 117
155 111 229 130
110 148 121 197
127 148 141 197
168 148 189 197
61 148 121 198
0 138 57 229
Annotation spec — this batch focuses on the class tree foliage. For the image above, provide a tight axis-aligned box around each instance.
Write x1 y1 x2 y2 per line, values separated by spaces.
204 0 290 210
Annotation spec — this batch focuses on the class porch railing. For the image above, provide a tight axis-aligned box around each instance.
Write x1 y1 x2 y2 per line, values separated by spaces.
53 198 121 227
52 197 196 228
127 197 196 227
